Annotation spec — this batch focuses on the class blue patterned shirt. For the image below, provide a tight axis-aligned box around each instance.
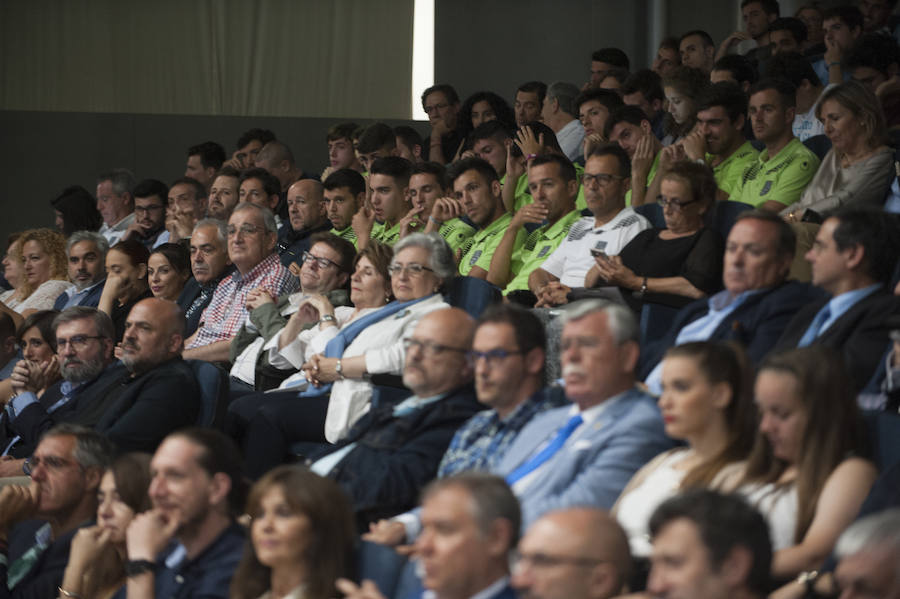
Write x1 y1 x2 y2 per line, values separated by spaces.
437 387 568 477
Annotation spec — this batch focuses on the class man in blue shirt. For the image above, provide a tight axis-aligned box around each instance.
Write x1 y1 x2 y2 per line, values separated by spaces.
775 207 900 391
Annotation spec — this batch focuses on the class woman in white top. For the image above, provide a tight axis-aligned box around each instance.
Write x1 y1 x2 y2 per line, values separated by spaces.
734 346 877 582
613 341 756 560
230 466 355 599
0 228 69 326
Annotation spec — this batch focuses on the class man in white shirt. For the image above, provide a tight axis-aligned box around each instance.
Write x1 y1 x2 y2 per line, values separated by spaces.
529 145 649 307
96 169 136 246
541 82 586 162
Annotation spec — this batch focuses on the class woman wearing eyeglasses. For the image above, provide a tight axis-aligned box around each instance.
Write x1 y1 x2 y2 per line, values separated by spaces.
584 160 723 314
236 233 453 479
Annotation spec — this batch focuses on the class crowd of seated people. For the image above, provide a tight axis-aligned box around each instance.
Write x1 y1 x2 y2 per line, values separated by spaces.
4 3 900 598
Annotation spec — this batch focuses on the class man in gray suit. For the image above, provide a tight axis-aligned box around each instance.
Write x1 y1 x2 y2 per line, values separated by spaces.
495 299 672 526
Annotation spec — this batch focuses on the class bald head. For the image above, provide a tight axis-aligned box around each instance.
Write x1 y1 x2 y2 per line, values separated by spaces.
402 307 475 397
121 298 185 375
513 508 632 599
286 178 328 231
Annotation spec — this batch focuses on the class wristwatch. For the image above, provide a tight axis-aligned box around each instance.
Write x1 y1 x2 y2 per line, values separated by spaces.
320 314 336 324
125 559 158 577
335 359 345 379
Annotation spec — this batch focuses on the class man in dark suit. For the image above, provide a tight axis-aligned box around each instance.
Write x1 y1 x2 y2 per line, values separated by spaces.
52 232 108 311
641 210 823 391
94 298 200 453
0 423 113 598
309 308 482 529
4 300 200 460
775 208 900 391
1 307 124 476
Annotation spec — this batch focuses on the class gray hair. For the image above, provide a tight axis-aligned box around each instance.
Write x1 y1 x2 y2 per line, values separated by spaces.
561 299 639 345
231 202 278 235
193 217 228 245
66 230 109 258
546 81 581 117
42 423 114 470
393 232 456 287
97 168 136 197
835 508 900 559
422 473 521 547
52 306 116 341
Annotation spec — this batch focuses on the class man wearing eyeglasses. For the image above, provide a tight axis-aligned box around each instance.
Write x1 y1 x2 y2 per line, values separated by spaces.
0 308 124 476
308 307 482 528
512 508 633 599
275 178 332 268
0 424 112 599
122 179 170 249
364 304 565 548
529 145 650 307
183 202 298 363
422 84 462 165
226 232 354 393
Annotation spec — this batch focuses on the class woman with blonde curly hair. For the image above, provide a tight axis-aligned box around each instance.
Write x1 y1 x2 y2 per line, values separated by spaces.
0 234 31 311
0 228 69 325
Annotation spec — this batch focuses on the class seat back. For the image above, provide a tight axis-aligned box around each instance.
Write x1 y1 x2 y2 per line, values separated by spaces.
633 202 666 229
802 134 832 161
707 200 752 239
444 276 502 318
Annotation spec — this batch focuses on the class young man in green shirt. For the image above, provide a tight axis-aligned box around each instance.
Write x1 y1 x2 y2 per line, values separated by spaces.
406 162 476 253
733 78 820 212
487 154 582 304
323 168 364 247
447 157 511 279
681 82 758 200
355 156 412 249
605 105 663 207
356 122 399 173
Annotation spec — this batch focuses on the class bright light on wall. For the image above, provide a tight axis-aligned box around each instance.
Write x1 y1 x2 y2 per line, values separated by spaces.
411 0 434 120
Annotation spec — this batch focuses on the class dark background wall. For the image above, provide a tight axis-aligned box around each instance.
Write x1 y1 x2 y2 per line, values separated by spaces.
0 0 742 241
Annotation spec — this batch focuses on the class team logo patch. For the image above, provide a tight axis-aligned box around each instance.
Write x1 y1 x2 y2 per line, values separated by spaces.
760 181 773 196
469 250 482 265
537 245 551 258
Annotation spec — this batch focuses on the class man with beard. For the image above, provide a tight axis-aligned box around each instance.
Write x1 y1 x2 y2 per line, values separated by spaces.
0 307 124 474
93 298 200 453
450 157 512 279
124 428 245 599
53 231 109 310
122 179 170 249
207 166 241 221
671 82 758 201
4 301 200 457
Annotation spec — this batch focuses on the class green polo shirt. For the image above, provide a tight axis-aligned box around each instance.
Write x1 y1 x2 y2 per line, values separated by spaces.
624 152 660 207
733 138 819 208
503 209 583 294
512 164 587 212
459 213 514 276
330 225 358 248
707 141 760 200
439 218 476 254
371 221 402 246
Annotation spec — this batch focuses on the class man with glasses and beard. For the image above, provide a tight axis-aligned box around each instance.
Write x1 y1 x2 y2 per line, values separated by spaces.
0 308 124 475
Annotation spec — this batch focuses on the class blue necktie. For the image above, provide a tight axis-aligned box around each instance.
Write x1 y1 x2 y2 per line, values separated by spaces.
506 414 583 484
798 305 831 347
